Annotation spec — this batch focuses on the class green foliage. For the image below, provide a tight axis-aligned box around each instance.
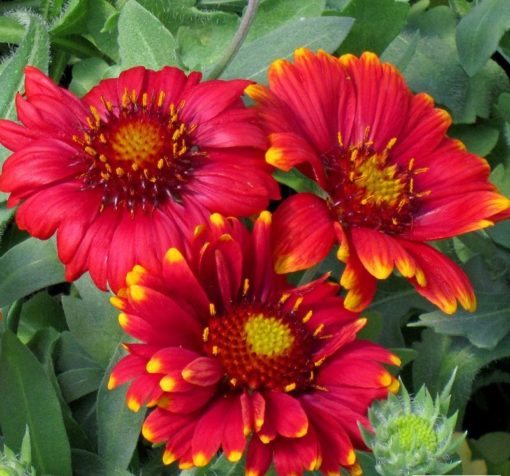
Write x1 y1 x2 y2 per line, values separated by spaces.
221 16 353 82
0 331 72 476
62 275 124 368
456 0 510 76
0 238 64 308
336 0 409 55
118 0 180 69
413 329 510 421
0 0 509 474
96 346 145 472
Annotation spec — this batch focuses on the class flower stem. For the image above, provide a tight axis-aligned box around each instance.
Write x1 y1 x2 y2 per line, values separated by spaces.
207 0 260 80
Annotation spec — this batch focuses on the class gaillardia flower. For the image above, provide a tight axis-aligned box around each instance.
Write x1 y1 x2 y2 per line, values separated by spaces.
108 212 399 475
247 49 510 313
0 66 277 291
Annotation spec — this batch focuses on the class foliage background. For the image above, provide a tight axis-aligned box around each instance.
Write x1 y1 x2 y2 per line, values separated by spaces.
0 0 510 474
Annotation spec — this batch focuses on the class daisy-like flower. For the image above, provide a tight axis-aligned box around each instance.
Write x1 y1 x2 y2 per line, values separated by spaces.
108 212 400 476
247 49 510 314
0 66 277 291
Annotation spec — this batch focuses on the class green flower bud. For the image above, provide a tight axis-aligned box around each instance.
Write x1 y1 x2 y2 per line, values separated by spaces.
0 428 36 476
359 369 465 476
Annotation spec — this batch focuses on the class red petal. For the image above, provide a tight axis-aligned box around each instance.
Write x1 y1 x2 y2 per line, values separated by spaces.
125 372 163 412
108 354 147 390
272 193 335 273
222 397 247 463
246 436 273 476
339 248 377 312
0 120 41 151
191 397 231 466
181 357 223 386
351 227 418 279
265 392 308 438
402 241 476 314
180 79 251 124
411 191 510 240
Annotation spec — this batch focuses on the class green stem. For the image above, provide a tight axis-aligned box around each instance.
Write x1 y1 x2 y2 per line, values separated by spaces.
206 0 260 79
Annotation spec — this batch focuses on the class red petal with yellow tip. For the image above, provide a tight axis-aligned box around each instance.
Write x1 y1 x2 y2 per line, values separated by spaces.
265 392 309 438
402 241 476 314
191 397 232 466
272 193 335 273
252 48 510 313
181 356 223 386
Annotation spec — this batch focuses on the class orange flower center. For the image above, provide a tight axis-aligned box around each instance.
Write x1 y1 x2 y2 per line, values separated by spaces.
324 131 429 234
73 89 203 213
204 303 314 392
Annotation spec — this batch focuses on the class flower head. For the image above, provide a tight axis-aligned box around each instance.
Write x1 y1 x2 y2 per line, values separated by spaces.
360 371 465 476
108 211 399 475
0 66 277 291
248 49 510 314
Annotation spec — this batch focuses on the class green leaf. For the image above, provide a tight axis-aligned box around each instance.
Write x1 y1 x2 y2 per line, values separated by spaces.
366 276 434 347
0 16 24 43
470 432 510 465
0 330 72 475
85 0 120 61
383 18 510 123
177 15 239 70
71 449 134 476
220 16 354 83
456 0 510 77
69 57 111 96
50 0 89 36
137 0 230 34
58 367 104 402
246 0 326 42
0 238 65 307
273 169 329 199
337 0 409 56
411 291 510 349
413 329 510 419
0 12 49 120
96 345 145 471
62 274 124 368
118 0 180 69
450 124 500 156
17 291 67 343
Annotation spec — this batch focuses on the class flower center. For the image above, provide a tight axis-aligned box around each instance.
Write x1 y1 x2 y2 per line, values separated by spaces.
245 314 294 357
73 89 203 214
390 414 438 453
204 303 314 392
323 131 429 234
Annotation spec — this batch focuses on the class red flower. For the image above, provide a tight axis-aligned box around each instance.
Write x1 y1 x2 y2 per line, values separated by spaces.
247 49 510 314
108 212 399 475
0 66 278 291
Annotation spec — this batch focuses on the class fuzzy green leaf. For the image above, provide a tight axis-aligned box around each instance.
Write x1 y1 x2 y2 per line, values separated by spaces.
0 238 65 307
0 12 49 120
118 0 180 69
413 329 510 419
0 330 72 475
220 16 354 83
246 0 326 42
50 0 89 36
71 449 134 476
412 290 510 349
456 0 510 76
